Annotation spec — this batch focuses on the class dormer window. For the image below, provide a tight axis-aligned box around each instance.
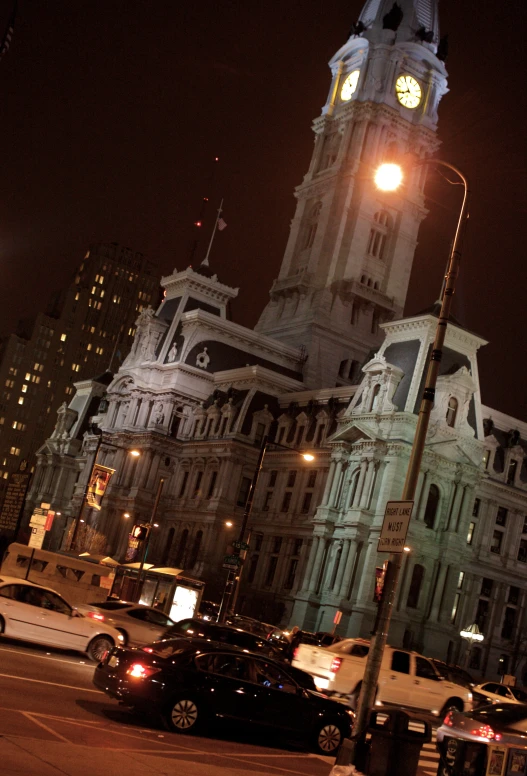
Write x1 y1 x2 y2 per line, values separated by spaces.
446 397 458 427
367 210 392 260
368 383 381 412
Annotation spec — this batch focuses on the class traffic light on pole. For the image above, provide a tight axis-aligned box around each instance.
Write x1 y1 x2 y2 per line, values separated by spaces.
131 524 148 541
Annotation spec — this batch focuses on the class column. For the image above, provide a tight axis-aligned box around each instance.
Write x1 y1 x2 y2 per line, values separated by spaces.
352 459 368 507
445 483 461 531
307 538 326 592
136 397 152 428
428 562 449 621
328 460 343 507
415 470 428 521
359 460 375 509
334 539 351 595
300 537 319 591
321 461 337 506
124 397 140 428
321 540 339 593
454 485 468 532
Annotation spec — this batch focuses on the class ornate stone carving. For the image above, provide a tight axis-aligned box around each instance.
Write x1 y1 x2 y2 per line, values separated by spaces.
196 347 210 369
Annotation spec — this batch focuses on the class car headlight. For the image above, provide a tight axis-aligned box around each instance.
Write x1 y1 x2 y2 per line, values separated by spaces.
468 692 473 701
117 633 124 643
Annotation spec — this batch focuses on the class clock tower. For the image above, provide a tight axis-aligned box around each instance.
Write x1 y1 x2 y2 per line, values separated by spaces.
255 0 448 388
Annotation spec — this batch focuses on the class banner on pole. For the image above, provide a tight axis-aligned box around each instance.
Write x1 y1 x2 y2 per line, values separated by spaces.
85 465 115 511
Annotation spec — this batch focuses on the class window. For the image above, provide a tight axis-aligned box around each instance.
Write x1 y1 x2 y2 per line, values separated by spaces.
457 572 465 589
481 578 493 597
523 517 527 535
482 449 490 469
5 379 14 388
21 384 27 393
496 507 508 526
287 471 297 488
269 470 278 487
188 530 203 568
367 210 392 260
254 660 297 693
60 333 67 342
507 459 518 486
301 492 313 514
501 608 516 640
206 471 217 499
9 447 20 456
72 363 80 372
508 586 520 605
423 484 440 529
475 599 489 630
272 536 283 554
264 556 278 587
17 396 24 405
303 202 322 250
174 529 188 566
193 472 203 498
307 471 317 488
339 360 348 378
281 492 292 512
255 422 266 444
406 564 424 608
415 657 440 681
391 651 410 674
451 593 461 624
518 539 527 563
284 559 298 590
472 498 481 517
237 476 252 507
491 530 503 554
446 397 458 427
262 491 273 511
254 533 263 552
247 554 259 583
466 522 476 545
178 471 189 498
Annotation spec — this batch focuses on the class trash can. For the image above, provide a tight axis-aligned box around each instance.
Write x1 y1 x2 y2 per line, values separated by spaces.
436 734 486 776
367 709 432 776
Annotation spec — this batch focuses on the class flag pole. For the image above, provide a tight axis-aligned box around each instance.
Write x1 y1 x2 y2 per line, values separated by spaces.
202 198 223 267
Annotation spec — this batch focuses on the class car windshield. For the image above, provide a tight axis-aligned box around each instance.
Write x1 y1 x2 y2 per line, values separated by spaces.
88 602 130 610
470 704 527 733
511 688 527 702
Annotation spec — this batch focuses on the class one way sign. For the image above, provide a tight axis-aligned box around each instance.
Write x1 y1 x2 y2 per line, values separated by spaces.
377 501 414 553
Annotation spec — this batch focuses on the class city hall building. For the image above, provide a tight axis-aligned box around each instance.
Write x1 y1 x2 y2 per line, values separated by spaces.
22 0 527 681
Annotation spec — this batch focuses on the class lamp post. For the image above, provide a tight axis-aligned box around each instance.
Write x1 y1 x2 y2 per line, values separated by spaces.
133 476 165 603
68 429 141 552
460 623 484 668
218 435 315 623
335 158 470 769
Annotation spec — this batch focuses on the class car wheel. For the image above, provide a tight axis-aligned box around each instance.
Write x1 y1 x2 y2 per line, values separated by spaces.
312 719 344 756
87 635 114 662
440 698 464 719
348 681 376 710
165 697 201 734
116 629 128 646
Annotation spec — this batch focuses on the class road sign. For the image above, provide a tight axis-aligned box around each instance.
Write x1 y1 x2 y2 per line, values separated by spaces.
232 540 249 551
378 500 414 553
223 554 241 566
223 563 240 571
29 513 48 527
29 526 46 549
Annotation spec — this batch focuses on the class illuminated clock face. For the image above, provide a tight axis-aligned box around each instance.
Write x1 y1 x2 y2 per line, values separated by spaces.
395 75 422 109
340 70 360 101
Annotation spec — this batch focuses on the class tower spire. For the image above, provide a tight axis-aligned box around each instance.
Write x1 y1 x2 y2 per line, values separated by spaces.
357 0 440 52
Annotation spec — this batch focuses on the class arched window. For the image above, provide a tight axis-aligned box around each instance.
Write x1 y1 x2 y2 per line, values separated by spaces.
162 526 175 566
367 210 392 260
423 484 440 529
303 202 322 250
188 530 203 568
446 397 458 427
407 564 424 608
175 528 189 566
369 383 381 412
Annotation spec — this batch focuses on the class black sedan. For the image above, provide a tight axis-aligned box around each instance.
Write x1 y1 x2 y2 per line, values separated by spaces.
94 638 353 755
163 617 284 659
437 703 527 775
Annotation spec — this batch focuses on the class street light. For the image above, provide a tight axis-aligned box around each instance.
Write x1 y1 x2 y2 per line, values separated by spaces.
68 431 141 551
335 157 470 770
218 435 316 622
460 623 484 668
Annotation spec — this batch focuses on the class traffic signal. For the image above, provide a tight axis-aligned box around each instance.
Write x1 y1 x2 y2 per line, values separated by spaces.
131 524 148 541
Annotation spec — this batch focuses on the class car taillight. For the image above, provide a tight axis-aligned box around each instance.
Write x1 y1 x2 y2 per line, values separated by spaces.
293 647 300 659
330 657 342 674
87 611 105 621
142 647 154 653
126 663 161 679
470 724 501 741
443 710 454 726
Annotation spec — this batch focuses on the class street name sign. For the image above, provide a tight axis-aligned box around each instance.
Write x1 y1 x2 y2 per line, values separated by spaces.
378 501 414 553
232 540 250 551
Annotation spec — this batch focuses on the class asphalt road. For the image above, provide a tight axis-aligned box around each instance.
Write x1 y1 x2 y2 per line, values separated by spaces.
0 636 440 776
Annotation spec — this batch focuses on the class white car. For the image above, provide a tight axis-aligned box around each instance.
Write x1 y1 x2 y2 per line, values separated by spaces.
473 682 527 705
76 601 175 646
0 575 123 661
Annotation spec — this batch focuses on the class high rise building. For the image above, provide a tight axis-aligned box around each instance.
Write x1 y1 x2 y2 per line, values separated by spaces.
0 243 158 493
22 1 527 682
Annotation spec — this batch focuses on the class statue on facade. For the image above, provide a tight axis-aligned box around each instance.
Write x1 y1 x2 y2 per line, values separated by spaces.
154 403 165 425
167 342 178 363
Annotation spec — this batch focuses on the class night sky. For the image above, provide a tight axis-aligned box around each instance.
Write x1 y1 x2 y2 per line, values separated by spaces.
0 1 525 420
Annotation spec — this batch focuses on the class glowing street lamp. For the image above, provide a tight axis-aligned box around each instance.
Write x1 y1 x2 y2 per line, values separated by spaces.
460 623 484 669
374 162 404 192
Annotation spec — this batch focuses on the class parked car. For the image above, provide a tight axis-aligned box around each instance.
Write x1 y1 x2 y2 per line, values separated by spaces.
94 638 353 754
431 660 475 689
437 703 527 774
472 682 527 705
0 575 123 661
76 601 176 646
293 637 473 718
162 618 284 658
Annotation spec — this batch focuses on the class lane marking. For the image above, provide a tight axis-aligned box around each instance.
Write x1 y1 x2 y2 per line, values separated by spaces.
0 672 102 693
21 711 72 744
0 645 93 668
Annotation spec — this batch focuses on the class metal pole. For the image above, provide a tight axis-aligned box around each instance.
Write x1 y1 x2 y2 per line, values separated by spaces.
342 160 470 766
218 435 268 622
134 477 165 603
